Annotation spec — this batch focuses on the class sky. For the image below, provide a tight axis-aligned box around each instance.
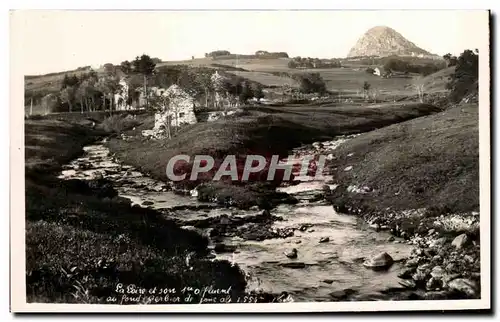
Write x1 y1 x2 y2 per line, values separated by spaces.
11 10 488 75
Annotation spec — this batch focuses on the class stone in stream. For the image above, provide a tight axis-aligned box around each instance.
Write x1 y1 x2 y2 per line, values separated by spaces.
405 257 420 267
142 201 154 206
412 271 428 283
280 262 306 269
430 266 445 278
344 166 353 172
329 288 358 300
451 233 470 249
426 277 444 291
319 237 330 243
446 278 478 297
398 267 416 279
322 279 334 284
398 279 416 289
363 252 394 270
312 142 324 150
284 248 298 259
298 224 311 232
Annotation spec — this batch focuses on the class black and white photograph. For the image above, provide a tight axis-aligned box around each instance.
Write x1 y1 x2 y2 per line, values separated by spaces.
9 8 490 312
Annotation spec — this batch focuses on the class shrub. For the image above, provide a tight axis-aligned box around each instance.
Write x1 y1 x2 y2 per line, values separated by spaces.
99 114 140 134
446 49 479 103
293 73 327 94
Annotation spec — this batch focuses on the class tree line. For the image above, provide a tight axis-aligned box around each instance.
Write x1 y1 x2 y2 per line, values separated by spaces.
29 54 270 114
288 57 342 69
382 58 446 76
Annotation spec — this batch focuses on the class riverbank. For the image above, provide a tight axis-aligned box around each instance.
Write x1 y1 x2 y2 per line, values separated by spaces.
25 119 249 303
324 103 480 299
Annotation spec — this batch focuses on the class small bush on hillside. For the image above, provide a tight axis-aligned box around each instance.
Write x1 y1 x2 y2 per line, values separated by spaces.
293 73 327 94
99 115 140 134
365 67 375 74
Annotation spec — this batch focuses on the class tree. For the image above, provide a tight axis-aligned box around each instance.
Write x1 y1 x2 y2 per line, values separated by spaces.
294 73 327 94
60 86 76 112
281 83 291 102
238 81 253 104
443 53 458 67
151 57 162 64
446 49 478 103
120 60 133 75
132 55 157 109
41 93 60 114
61 74 79 89
362 81 371 100
413 76 425 103
251 83 265 100
288 60 298 69
97 76 120 111
211 71 230 110
195 71 213 107
103 63 116 75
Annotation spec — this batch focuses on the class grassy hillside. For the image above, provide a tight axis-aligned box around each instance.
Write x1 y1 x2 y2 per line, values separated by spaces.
107 102 441 208
420 66 455 93
326 103 478 214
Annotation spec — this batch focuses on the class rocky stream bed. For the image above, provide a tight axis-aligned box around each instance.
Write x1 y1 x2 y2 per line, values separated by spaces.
58 136 481 302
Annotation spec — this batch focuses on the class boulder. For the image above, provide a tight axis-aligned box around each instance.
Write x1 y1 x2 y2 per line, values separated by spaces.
398 279 416 289
284 248 298 259
319 237 330 243
447 278 478 297
398 267 416 279
430 266 445 278
451 233 469 249
412 271 428 282
363 252 394 270
405 257 420 267
426 277 443 290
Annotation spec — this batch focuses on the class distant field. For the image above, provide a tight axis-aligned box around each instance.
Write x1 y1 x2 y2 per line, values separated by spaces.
157 57 292 71
228 71 299 88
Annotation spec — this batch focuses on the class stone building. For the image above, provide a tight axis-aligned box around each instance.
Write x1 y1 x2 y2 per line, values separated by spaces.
142 84 198 139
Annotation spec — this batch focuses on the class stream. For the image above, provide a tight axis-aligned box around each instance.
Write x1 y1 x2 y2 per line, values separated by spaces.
58 136 415 302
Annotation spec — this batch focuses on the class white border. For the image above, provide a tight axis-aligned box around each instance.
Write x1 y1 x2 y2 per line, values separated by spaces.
8 5 492 314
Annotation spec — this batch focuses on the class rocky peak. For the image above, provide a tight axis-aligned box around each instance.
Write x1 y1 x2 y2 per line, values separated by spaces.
347 26 434 58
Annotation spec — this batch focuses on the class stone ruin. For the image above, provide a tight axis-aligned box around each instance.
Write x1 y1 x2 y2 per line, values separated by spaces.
142 84 197 139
